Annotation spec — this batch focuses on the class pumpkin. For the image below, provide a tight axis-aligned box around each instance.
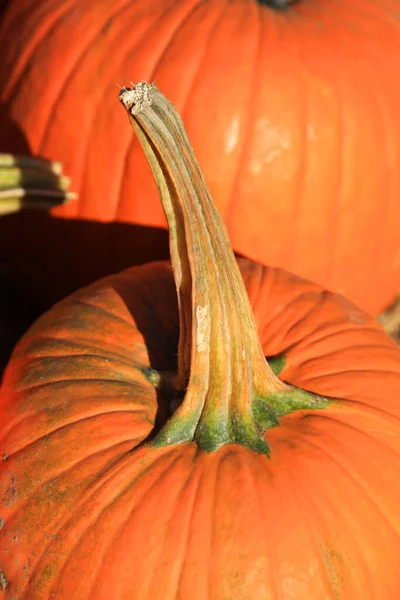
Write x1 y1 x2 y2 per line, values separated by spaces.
1 0 400 315
1 82 400 599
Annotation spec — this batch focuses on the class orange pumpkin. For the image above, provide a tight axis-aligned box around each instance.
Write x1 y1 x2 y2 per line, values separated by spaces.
1 83 400 599
1 0 400 314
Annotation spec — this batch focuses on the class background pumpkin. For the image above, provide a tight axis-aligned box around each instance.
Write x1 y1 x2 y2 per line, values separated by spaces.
1 0 400 315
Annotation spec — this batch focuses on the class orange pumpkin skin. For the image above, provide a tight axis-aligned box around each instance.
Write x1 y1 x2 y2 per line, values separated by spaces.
1 258 400 599
1 0 400 315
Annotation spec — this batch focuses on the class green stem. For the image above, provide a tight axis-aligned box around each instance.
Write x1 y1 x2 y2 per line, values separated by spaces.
0 154 76 215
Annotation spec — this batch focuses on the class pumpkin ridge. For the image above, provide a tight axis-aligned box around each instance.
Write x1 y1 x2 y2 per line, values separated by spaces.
14 449 183 597
0 0 74 99
179 0 237 127
81 0 202 219
274 292 326 336
337 31 390 295
71 297 143 329
1 439 136 529
291 476 354 597
306 411 400 459
295 342 400 364
270 462 341 598
303 434 400 542
147 455 202 598
224 0 262 232
360 44 398 293
281 9 310 274
286 324 385 354
42 450 189 597
0 410 152 477
37 0 139 153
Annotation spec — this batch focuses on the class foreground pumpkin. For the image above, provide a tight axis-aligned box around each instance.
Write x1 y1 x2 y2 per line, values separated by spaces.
1 84 400 599
1 0 400 314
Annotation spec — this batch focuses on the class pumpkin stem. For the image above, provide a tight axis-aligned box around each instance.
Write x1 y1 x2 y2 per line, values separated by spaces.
0 154 76 215
119 83 327 455
258 0 297 9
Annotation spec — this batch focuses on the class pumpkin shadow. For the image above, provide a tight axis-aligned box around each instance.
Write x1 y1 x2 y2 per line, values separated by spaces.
0 213 171 375
0 2 10 22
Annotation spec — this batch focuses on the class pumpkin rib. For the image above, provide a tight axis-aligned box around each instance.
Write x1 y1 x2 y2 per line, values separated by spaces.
72 297 143 329
303 431 400 544
286 444 374 596
361 42 400 297
151 455 202 599
11 452 172 598
264 290 324 330
304 367 400 381
251 269 323 340
35 448 177 540
39 0 164 215
361 50 392 287
224 1 262 233
344 0 400 28
11 375 149 397
3 408 151 462
105 449 203 599
297 343 400 363
275 459 340 599
307 411 400 458
239 262 267 317
187 449 219 599
269 448 339 599
327 21 395 300
238 452 281 599
293 346 400 378
2 439 138 530
37 0 138 152
13 3 104 150
18 345 147 367
0 378 154 448
15 348 147 367
340 33 390 293
45 451 186 599
77 1 191 218
261 299 330 350
179 0 233 123
283 11 310 273
6 375 149 404
0 0 75 99
277 293 326 337
115 1 228 225
180 0 264 226
114 0 213 220
206 452 241 598
327 53 343 288
287 325 385 354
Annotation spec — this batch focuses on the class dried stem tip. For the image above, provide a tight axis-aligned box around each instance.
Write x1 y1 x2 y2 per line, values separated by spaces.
118 82 153 115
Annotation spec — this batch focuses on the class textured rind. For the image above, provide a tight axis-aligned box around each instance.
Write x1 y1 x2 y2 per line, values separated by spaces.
1 259 400 599
1 0 400 313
